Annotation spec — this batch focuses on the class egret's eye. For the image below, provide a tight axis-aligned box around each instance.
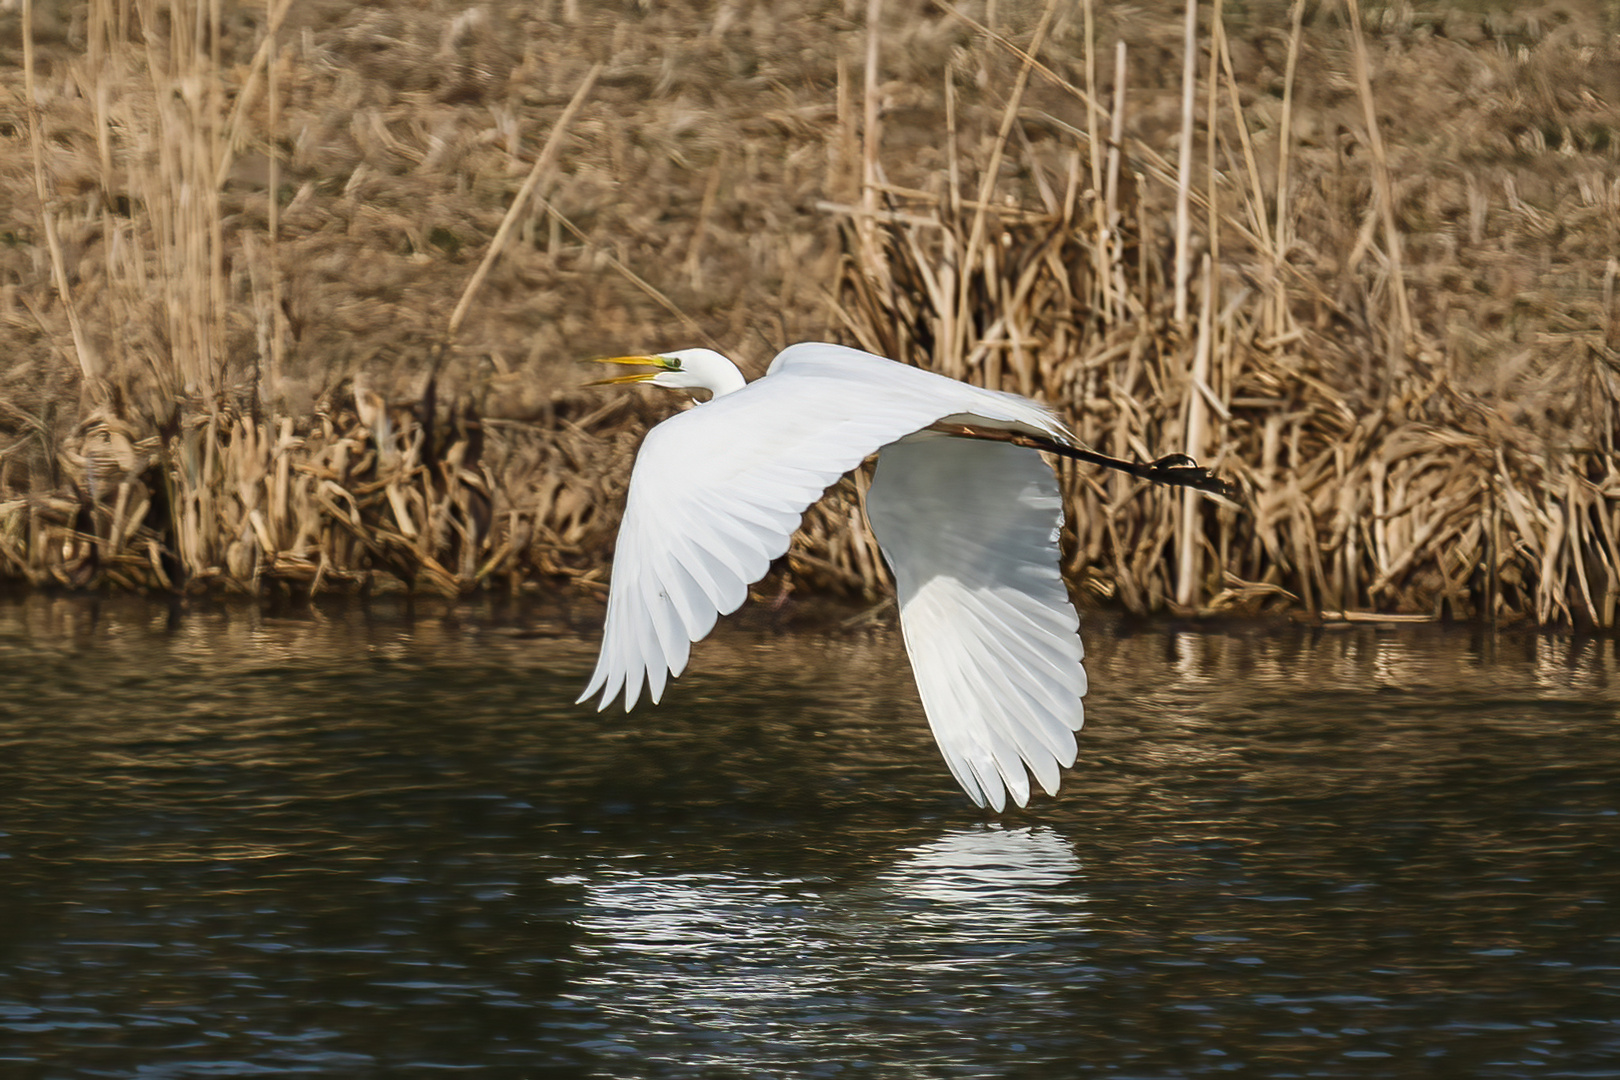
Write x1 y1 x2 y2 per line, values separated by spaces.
665 358 683 371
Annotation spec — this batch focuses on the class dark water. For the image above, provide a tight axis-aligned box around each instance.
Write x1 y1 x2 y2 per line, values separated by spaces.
0 596 1616 1079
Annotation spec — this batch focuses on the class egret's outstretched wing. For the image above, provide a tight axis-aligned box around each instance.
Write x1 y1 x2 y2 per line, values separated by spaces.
579 344 1069 713
865 432 1087 811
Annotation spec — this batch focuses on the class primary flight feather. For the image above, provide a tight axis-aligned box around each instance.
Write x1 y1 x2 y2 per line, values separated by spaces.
578 342 1087 811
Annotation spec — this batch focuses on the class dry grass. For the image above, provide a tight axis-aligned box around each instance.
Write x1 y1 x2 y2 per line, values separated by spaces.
828 1 1620 624
1 1 1618 625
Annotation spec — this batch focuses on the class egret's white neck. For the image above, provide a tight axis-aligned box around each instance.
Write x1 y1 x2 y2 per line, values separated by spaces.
707 367 747 398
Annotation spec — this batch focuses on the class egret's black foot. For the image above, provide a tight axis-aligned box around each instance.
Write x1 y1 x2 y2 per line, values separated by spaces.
1141 458 1238 499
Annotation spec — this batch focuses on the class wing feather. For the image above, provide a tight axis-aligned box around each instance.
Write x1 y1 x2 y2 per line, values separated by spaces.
657 545 722 641
960 592 1089 719
865 432 1087 811
949 595 1080 764
581 345 1072 715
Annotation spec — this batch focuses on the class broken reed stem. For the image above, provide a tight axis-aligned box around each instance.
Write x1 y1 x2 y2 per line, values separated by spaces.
1081 0 1111 323
942 64 961 359
1178 256 1215 607
23 0 97 387
1217 14 1273 261
1173 0 1198 327
1342 0 1412 362
1205 0 1221 275
1273 0 1307 336
207 0 228 380
1104 39 1127 325
861 0 882 225
448 62 601 343
266 0 283 412
215 0 293 188
1082 0 1102 223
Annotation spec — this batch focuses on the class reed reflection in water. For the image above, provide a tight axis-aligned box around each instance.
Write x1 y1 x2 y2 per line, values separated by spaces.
0 595 1616 1078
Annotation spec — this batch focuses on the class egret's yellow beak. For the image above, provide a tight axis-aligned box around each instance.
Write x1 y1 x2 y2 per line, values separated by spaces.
588 355 671 386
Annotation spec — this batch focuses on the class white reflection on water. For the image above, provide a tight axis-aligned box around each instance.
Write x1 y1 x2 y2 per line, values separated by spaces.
876 824 1085 924
568 825 1088 1069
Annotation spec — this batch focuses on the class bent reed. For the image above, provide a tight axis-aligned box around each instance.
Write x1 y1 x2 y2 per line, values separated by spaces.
1 1 1617 626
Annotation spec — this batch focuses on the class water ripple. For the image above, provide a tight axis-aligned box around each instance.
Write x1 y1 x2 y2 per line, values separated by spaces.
0 598 1616 1077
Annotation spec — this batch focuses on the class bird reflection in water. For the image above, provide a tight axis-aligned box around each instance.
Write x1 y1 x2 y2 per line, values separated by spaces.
565 826 1088 1067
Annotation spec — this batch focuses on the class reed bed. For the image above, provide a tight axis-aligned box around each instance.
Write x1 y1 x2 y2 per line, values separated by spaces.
823 1 1620 625
2 1 1618 625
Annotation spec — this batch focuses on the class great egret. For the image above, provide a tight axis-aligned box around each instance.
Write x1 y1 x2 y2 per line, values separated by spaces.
578 342 1225 810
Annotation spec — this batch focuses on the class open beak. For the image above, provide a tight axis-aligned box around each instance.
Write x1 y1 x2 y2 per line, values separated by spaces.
588 355 668 386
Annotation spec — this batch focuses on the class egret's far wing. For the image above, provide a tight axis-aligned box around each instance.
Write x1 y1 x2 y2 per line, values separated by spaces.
865 432 1087 811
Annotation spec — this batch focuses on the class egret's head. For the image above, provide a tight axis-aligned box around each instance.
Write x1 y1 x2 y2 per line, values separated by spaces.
589 348 746 398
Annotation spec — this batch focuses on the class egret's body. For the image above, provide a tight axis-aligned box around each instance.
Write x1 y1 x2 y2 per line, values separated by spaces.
579 342 1088 811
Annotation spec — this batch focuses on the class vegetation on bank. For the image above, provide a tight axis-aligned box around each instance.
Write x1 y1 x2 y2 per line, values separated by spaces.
1 1 1617 626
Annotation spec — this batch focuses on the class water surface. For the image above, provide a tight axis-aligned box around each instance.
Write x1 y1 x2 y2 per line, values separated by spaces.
0 596 1616 1077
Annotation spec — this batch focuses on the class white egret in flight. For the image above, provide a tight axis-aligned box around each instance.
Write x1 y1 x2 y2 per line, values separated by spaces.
578 342 1227 810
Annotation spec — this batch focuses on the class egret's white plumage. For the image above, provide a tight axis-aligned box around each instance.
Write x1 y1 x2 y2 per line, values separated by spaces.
578 342 1087 811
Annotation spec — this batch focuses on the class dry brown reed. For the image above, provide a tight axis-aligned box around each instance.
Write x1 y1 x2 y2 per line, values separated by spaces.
2 1 1618 627
0 0 766 598
825 1 1620 626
